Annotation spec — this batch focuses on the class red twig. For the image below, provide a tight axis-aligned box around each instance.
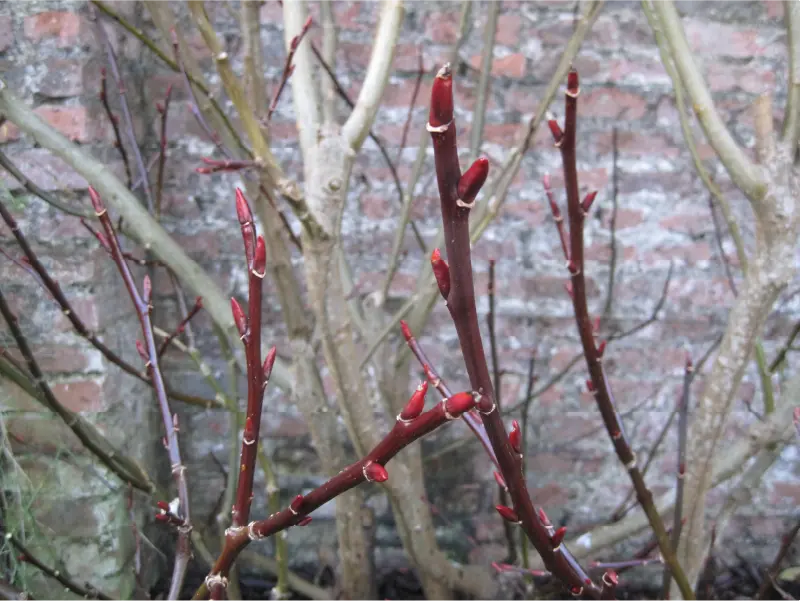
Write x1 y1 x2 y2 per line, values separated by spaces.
81 219 164 267
99 67 132 188
427 63 607 598
158 296 204 357
156 84 173 217
195 158 260 174
546 69 693 600
229 188 271 529
267 15 313 122
0 201 216 411
88 187 191 599
400 320 498 469
194 384 479 599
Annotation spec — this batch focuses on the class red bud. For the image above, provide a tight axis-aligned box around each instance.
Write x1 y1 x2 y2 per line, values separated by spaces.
570 585 583 596
457 158 489 206
551 525 567 548
364 462 389 483
253 236 266 276
231 298 247 338
564 282 574 299
603 570 618 587
538 507 551 527
685 352 693 371
430 248 451 299
235 188 253 225
243 416 254 443
567 259 579 275
88 187 105 214
586 379 595 393
136 340 148 363
297 516 312 526
195 167 212 174
509 420 522 454
400 320 413 342
567 69 579 95
581 190 598 214
547 115 563 144
400 381 428 421
445 391 475 417
142 274 152 305
157 500 170 511
290 494 304 514
493 471 507 490
495 504 520 523
155 513 169 522
597 340 606 358
593 316 601 334
263 346 277 381
429 64 454 129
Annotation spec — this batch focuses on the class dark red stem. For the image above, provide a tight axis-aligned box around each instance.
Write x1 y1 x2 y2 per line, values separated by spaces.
156 84 173 217
194 387 478 599
268 15 313 121
428 63 602 598
158 296 204 357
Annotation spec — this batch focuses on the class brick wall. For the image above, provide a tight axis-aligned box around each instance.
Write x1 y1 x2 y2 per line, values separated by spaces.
1 0 798 595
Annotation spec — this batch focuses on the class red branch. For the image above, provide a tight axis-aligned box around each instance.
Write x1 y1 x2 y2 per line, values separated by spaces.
229 188 270 529
158 296 204 357
427 63 607 598
88 188 191 599
156 84 173 216
99 67 132 188
267 15 313 122
195 158 260 174
194 384 479 599
545 69 693 600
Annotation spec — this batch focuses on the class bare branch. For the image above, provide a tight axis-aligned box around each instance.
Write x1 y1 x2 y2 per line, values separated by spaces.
782 0 800 149
650 0 766 201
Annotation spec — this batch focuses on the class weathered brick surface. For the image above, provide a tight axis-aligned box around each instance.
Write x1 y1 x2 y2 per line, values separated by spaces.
1 0 799 595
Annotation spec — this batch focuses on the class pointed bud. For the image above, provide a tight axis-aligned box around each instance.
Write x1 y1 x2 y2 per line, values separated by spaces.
157 500 170 512
570 586 583 596
457 158 489 206
603 570 618 588
243 416 255 443
538 507 551 527
400 381 428 421
564 282 574 299
142 275 152 305
290 494 304 514
430 248 451 299
551 525 567 548
400 320 413 342
231 298 247 338
586 379 595 393
685 352 693 371
253 236 266 276
263 346 277 381
155 513 170 522
495 504 520 523
423 364 437 386
297 516 313 526
581 190 598 214
567 69 579 95
597 340 606 358
364 462 389 483
547 115 563 144
88 187 105 214
509 420 522 454
136 340 148 363
235 188 253 225
445 391 476 417
567 259 579 275
593 316 601 335
493 471 507 490
429 64 454 129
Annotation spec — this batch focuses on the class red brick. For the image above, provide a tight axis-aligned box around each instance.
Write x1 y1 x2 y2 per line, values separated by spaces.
35 106 106 143
360 193 393 220
51 379 103 412
382 80 433 109
0 119 19 144
579 88 648 120
584 242 637 262
25 344 91 374
424 10 461 44
763 0 784 20
37 59 85 98
0 15 12 53
772 482 800 505
496 14 521 47
601 208 644 230
706 63 776 95
334 2 369 31
54 296 99 333
684 19 770 59
591 131 680 159
549 167 609 192
469 53 526 79
659 212 712 237
0 149 88 191
23 11 84 46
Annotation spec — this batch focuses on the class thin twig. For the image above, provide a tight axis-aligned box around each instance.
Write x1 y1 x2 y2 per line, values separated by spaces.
769 319 800 372
268 16 313 122
158 296 203 357
601 127 619 320
155 85 173 218
98 68 132 189
755 518 800 599
469 0 498 161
